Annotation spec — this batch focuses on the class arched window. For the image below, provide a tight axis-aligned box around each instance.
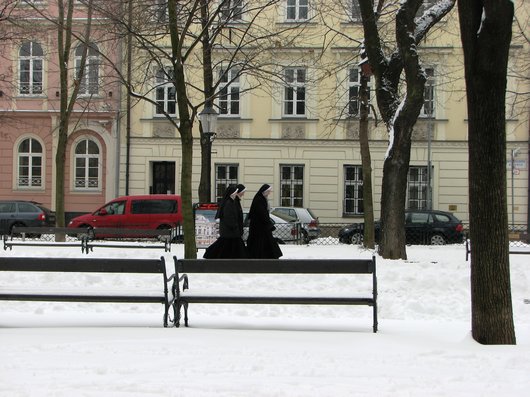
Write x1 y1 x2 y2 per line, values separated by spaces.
19 41 43 95
75 42 99 95
18 138 43 188
74 139 100 189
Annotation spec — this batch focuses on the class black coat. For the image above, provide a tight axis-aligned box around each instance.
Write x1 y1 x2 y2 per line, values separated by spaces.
247 187 282 259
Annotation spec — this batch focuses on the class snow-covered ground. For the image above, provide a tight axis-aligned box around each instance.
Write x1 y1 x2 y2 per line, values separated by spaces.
1 242 529 396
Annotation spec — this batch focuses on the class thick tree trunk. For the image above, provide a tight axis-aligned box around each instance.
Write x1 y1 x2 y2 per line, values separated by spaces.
378 120 413 259
458 0 516 344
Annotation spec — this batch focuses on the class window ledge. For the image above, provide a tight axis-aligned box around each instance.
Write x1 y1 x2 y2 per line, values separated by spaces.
269 118 319 123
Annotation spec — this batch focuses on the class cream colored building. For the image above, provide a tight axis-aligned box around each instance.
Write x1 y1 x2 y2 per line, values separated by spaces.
120 0 529 226
2 1 525 229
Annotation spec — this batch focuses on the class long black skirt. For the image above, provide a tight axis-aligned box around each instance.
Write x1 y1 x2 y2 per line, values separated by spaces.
203 237 248 259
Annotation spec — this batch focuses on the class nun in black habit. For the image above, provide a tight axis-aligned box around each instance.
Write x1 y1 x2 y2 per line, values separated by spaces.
203 185 247 259
247 184 283 259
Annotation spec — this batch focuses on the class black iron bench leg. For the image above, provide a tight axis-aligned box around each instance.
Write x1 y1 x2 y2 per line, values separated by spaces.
184 302 189 327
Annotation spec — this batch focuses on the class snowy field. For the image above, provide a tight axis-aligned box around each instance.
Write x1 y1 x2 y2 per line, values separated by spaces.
0 242 529 397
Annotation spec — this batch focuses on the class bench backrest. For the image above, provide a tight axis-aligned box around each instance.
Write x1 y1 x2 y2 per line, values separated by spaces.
0 257 166 274
177 258 375 274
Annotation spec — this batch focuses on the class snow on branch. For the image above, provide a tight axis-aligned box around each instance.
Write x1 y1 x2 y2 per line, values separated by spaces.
414 0 456 43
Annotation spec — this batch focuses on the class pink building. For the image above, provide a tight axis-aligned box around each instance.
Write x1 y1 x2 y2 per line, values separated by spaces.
0 1 122 220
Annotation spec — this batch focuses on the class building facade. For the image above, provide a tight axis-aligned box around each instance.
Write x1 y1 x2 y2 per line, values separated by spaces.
1 1 528 228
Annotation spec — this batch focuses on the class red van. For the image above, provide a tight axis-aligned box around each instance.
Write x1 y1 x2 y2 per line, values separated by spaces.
67 195 182 232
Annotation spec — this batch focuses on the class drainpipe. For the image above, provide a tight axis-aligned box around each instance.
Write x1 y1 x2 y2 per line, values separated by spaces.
125 0 132 195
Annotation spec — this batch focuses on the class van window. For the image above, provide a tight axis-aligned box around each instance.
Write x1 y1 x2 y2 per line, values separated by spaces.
131 199 177 214
102 201 126 215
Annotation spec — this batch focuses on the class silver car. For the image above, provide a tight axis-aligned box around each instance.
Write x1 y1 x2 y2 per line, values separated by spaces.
243 211 301 244
270 207 320 243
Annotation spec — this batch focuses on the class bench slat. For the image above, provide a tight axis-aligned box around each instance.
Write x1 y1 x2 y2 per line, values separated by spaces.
0 257 165 274
181 295 374 305
178 258 374 274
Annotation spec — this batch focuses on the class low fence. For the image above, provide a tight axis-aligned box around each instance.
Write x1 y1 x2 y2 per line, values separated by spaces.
3 223 529 248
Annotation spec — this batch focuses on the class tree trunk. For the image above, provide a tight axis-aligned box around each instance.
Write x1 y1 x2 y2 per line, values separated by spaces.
359 73 375 249
458 0 516 344
198 0 214 204
378 120 413 259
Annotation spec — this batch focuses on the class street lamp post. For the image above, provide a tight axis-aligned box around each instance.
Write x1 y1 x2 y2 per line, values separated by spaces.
199 105 218 202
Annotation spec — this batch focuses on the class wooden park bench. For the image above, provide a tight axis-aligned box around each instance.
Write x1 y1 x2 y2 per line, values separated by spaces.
174 256 378 333
3 226 176 253
0 256 178 327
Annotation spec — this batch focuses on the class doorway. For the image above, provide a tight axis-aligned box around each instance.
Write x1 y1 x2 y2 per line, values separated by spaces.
152 161 175 194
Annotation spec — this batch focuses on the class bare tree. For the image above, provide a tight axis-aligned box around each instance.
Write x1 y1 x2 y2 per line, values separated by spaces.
458 0 516 345
358 0 455 259
96 0 309 258
54 0 95 229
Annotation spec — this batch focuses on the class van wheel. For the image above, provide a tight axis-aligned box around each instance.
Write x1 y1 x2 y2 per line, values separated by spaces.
76 225 93 241
157 225 175 242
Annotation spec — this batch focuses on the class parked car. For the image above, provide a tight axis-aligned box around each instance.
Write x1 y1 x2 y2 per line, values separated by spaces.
67 195 182 236
0 200 56 235
338 209 465 245
242 211 300 244
270 207 320 243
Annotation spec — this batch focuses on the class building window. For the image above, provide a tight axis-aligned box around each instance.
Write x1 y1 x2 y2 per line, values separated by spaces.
280 165 304 206
284 68 306 116
286 0 309 21
407 166 429 210
344 165 363 215
215 164 239 202
17 138 43 188
218 67 240 116
75 42 99 96
19 41 43 95
347 67 371 117
420 67 435 117
220 0 244 22
74 139 100 190
350 0 361 21
155 67 176 116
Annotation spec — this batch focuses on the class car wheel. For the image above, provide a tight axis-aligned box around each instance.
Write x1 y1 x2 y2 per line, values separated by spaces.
430 234 446 245
349 232 364 245
301 230 310 244
9 222 26 237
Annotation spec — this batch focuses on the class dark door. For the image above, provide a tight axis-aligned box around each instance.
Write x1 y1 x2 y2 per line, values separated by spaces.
152 162 175 194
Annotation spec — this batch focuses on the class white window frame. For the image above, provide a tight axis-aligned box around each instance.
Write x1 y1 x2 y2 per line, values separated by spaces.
218 66 240 116
347 66 371 118
19 41 43 96
17 137 43 189
349 0 362 22
283 67 306 117
215 164 239 202
285 0 309 22
344 165 363 215
75 42 100 96
73 138 101 191
155 67 177 116
280 164 304 207
420 67 435 117
407 166 429 210
219 0 245 23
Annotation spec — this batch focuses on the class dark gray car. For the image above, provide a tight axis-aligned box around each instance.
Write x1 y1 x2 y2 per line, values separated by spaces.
0 200 56 234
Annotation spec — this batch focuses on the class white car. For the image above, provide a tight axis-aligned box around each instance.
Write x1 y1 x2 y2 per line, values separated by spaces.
242 211 301 244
